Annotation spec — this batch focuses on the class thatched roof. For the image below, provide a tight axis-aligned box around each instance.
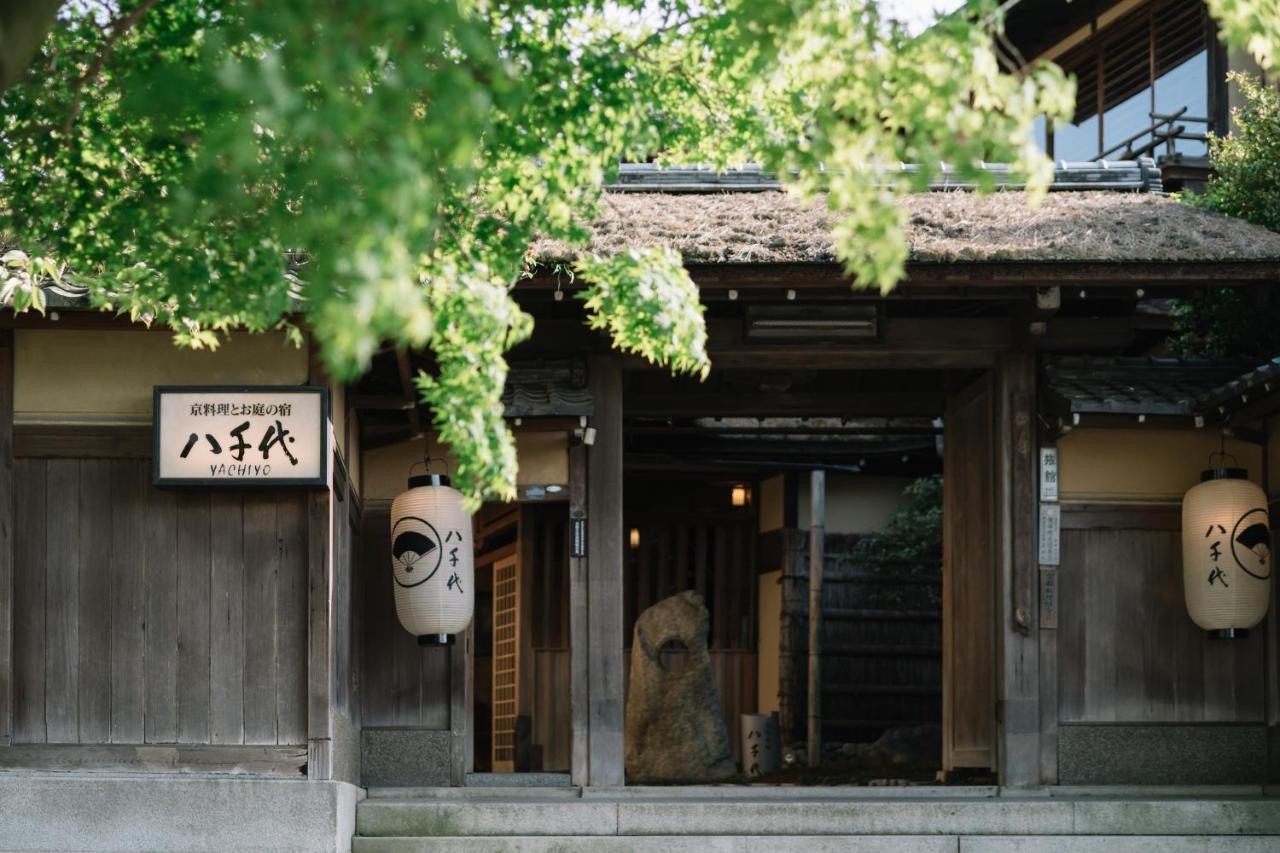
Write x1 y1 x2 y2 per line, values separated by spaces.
532 191 1280 265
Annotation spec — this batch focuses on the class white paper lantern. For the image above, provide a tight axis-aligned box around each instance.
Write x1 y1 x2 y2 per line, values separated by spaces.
1182 467 1272 638
390 474 474 645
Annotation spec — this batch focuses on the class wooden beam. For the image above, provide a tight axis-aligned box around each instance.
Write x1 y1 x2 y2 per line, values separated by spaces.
806 470 825 769
13 424 151 459
586 357 624 786
395 350 425 437
627 391 945 419
514 317 1010 370
568 443 589 786
0 744 308 775
348 395 414 411
521 260 1280 291
0 329 12 746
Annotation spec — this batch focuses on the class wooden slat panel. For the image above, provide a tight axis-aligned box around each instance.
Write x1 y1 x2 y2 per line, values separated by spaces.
1058 527 1265 724
242 493 279 743
45 459 80 744
278 493 309 745
176 492 211 743
1112 529 1147 721
359 510 394 727
77 460 113 744
13 458 46 743
1058 531 1086 721
0 330 11 744
144 485 178 743
110 461 147 744
1141 532 1178 721
1082 531 1118 722
420 646 450 729
209 493 245 745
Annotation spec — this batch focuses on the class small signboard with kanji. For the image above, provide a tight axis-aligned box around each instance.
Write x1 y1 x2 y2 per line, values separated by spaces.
153 386 329 486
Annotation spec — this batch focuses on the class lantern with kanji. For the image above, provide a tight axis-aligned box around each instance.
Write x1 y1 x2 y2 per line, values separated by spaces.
390 473 474 645
1182 466 1271 638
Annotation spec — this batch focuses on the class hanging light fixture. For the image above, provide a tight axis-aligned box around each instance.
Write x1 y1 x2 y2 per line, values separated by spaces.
731 483 750 507
1181 446 1271 638
390 458 474 646
629 527 641 549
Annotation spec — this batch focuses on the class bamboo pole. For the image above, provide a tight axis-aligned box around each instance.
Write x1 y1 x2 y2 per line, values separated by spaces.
807 469 825 768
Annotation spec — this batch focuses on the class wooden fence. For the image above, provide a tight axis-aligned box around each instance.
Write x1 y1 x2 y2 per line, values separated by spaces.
777 530 942 745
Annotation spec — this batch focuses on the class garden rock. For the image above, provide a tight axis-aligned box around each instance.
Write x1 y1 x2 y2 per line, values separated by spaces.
625 590 737 783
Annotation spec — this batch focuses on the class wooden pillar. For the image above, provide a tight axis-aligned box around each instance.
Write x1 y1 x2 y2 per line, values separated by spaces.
307 484 334 779
997 350 1040 786
306 360 337 780
806 470 824 768
0 329 12 747
449 621 473 785
568 443 590 786
586 357 624 786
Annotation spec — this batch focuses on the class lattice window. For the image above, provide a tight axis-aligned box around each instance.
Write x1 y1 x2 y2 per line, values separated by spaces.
491 555 520 772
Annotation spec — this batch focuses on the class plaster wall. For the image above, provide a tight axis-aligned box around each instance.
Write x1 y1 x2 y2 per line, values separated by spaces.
1058 428 1264 502
797 474 913 534
757 474 910 715
13 329 310 424
361 430 569 501
759 474 786 534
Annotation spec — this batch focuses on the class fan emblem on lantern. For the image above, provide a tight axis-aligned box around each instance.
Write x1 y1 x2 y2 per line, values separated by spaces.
1231 508 1271 580
392 516 443 588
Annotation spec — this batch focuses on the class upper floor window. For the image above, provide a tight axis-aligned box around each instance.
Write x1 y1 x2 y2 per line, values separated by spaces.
1051 0 1215 162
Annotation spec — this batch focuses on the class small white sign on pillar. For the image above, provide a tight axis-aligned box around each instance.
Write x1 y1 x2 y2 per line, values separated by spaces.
1040 446 1060 502
1038 502 1061 566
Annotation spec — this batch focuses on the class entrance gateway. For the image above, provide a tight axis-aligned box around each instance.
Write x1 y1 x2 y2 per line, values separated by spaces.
348 160 1280 791
5 161 1280 851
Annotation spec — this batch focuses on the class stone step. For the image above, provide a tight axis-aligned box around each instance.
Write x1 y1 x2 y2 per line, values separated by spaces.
464 772 573 788
355 797 1280 839
353 836 1280 853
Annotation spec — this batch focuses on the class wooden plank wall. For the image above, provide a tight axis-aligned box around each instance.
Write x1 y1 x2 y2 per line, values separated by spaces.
1057 523 1266 723
359 507 451 729
11 457 309 746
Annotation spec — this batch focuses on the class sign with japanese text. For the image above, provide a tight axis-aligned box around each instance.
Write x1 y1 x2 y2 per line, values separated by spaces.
1039 446 1059 502
153 386 329 486
1038 502 1061 566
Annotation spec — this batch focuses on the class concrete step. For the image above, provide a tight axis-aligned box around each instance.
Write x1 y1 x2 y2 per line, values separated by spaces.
353 836 1280 853
355 796 1280 839
464 772 572 787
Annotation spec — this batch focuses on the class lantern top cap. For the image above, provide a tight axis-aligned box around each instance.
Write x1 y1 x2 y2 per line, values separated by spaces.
408 473 452 488
1200 467 1249 482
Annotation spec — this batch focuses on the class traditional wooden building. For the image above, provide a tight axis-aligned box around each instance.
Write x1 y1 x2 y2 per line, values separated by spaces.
5 159 1280 851
1005 0 1267 191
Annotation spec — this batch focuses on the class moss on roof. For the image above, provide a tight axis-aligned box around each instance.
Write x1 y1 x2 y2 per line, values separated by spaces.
532 191 1280 265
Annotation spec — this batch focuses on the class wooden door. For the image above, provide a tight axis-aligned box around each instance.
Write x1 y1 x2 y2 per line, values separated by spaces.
943 373 997 770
